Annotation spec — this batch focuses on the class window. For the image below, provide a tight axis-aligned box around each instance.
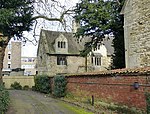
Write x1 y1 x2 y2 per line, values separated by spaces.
58 41 66 48
58 41 61 48
28 58 32 62
8 54 11 60
95 57 101 66
63 42 66 48
91 57 93 64
92 57 101 66
96 57 101 66
61 41 63 48
8 64 11 69
57 56 67 65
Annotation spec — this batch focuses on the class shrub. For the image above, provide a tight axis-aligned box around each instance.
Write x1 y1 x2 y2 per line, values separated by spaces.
32 86 36 91
11 81 22 90
53 75 67 97
34 75 51 94
0 83 10 113
23 85 30 90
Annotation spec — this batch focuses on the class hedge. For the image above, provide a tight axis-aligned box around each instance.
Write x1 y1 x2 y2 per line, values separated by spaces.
34 75 51 94
0 83 10 113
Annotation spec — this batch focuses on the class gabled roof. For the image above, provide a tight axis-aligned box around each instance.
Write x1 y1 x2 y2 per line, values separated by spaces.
38 29 114 56
120 0 129 14
39 29 84 55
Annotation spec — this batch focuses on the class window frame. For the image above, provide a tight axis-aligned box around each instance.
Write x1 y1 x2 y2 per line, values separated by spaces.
57 56 67 65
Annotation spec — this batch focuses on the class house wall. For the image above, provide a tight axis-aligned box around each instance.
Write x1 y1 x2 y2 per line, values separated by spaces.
124 0 150 68
45 55 85 76
37 40 48 75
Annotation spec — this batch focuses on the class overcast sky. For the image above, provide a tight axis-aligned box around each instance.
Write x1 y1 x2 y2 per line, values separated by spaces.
22 0 79 57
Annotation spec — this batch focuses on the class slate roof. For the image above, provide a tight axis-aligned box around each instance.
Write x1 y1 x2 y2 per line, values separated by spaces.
39 29 114 56
41 29 84 55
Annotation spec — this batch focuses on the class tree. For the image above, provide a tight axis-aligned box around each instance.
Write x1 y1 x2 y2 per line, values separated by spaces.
0 0 34 79
74 0 125 69
110 0 125 69
0 0 75 79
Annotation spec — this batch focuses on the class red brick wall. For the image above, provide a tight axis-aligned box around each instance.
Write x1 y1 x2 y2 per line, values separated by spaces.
66 74 150 109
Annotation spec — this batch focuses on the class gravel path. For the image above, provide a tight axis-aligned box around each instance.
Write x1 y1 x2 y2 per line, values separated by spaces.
6 90 91 114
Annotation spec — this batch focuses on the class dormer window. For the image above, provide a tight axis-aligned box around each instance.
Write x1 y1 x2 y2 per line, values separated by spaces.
58 41 66 48
55 34 68 53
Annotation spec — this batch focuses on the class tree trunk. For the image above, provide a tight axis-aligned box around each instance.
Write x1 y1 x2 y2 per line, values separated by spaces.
0 35 8 83
0 46 5 83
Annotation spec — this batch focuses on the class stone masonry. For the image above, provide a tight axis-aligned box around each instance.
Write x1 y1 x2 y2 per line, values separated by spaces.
122 0 150 68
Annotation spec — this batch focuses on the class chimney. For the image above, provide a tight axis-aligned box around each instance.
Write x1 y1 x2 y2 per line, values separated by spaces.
72 20 80 33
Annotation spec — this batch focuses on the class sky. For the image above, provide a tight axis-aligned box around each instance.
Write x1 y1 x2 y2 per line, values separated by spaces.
22 0 79 57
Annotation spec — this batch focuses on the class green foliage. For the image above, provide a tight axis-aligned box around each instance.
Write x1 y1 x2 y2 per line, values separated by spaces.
0 83 10 113
110 0 125 69
10 81 22 90
0 0 34 39
107 104 144 114
34 75 51 94
53 75 67 97
74 0 125 68
23 85 30 90
74 0 115 44
96 101 144 114
145 92 150 114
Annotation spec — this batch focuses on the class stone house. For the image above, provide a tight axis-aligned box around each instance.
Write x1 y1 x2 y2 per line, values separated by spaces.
37 29 113 76
121 0 150 68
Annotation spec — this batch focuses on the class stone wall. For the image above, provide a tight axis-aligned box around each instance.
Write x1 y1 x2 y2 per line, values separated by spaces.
3 76 35 88
46 55 85 76
124 0 150 68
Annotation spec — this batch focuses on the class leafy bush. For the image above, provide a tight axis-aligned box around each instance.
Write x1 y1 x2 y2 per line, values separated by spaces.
10 81 22 90
0 83 10 113
34 75 51 94
23 85 30 90
53 75 67 97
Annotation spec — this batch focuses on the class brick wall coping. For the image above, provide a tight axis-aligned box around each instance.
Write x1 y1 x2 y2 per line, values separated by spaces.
65 67 150 77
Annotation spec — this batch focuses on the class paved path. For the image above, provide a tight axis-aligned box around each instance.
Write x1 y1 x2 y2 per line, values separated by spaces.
6 90 92 114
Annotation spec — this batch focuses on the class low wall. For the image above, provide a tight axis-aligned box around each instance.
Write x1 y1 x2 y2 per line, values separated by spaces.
3 76 35 88
65 67 150 110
